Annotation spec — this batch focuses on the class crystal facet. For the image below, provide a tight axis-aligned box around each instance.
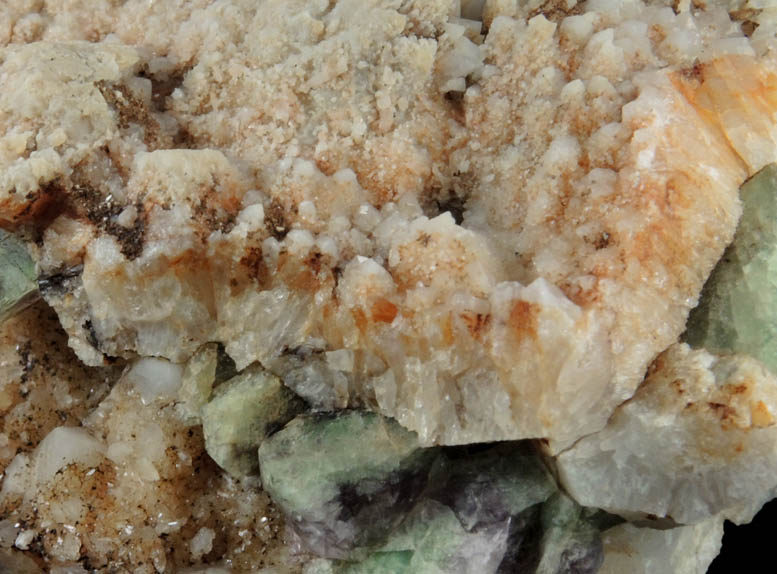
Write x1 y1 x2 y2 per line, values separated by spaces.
258 410 437 558
686 163 777 373
202 365 305 478
0 230 38 323
557 343 777 525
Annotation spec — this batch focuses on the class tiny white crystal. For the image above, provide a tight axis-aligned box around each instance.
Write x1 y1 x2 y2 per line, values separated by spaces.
125 357 183 405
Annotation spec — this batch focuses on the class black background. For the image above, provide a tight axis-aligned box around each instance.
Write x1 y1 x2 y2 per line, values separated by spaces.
707 498 776 573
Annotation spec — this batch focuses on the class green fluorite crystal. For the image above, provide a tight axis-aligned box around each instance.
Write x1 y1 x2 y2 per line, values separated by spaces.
686 164 777 371
267 416 605 574
258 410 437 558
534 493 603 574
201 364 304 478
0 229 38 323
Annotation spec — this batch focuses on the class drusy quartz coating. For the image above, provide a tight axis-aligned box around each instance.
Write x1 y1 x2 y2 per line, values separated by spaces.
3 0 775 455
686 163 777 373
202 364 305 478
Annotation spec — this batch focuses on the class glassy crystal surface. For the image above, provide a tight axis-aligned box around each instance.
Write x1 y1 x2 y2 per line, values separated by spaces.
686 164 777 372
0 229 38 323
202 365 305 478
259 410 437 558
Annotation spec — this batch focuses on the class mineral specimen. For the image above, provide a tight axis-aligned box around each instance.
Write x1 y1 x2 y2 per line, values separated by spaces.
202 364 305 478
260 408 612 573
599 516 724 574
557 343 777 525
1 0 773 454
0 0 776 571
177 343 219 423
686 164 777 373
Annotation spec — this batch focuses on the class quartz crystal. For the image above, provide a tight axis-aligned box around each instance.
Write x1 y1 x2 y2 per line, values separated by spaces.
686 164 777 373
1 0 774 452
557 343 777 525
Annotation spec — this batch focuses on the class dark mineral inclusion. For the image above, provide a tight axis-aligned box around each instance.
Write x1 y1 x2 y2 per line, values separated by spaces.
258 410 606 573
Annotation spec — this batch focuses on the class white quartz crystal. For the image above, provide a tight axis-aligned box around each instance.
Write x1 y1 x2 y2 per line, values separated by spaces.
125 357 183 405
5 0 773 451
558 344 777 524
34 426 105 484
599 516 724 574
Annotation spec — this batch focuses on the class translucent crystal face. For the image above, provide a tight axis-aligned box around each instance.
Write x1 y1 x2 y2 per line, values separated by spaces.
686 164 777 374
0 230 38 323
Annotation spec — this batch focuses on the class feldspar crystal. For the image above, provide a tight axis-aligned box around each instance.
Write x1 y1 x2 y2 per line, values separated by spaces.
202 365 305 478
686 163 777 373
0 230 38 323
557 343 777 525
258 410 437 558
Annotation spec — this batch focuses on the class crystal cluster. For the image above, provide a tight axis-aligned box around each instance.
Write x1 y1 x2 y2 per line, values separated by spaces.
0 0 777 572
259 409 604 573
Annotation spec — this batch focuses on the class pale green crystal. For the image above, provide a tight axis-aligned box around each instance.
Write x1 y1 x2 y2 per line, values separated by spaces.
535 493 603 574
201 364 304 478
686 164 777 371
371 499 508 574
0 229 38 323
279 433 607 573
258 411 437 558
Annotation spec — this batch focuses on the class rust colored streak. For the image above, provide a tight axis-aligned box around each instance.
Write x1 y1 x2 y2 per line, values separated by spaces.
239 247 270 286
2 182 69 228
442 313 455 346
371 298 398 323
509 300 538 342
352 307 368 334
708 401 736 423
461 312 491 340
288 269 318 292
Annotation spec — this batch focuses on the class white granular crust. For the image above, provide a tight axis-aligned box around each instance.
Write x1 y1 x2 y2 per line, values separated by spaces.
1 0 777 453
